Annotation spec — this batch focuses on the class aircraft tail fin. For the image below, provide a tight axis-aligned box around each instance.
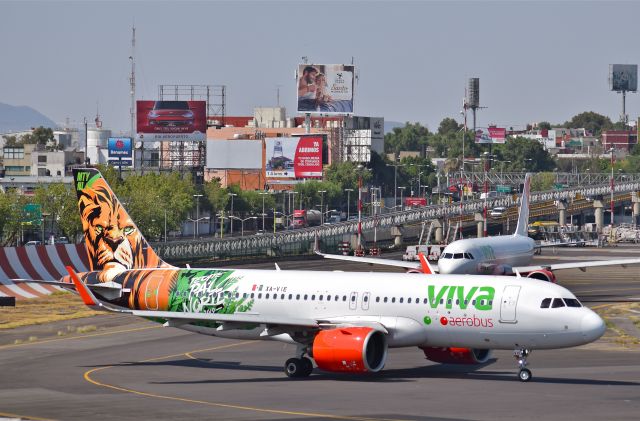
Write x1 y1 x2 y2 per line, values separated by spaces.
73 168 170 274
514 173 532 237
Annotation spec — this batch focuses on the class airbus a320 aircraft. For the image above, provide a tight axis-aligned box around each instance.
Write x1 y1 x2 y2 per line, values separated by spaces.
319 173 640 282
45 169 605 382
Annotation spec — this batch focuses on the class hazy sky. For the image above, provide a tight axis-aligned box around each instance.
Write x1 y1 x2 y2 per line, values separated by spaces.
2 0 640 133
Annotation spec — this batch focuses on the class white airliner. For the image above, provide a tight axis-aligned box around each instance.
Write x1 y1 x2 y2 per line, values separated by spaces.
319 173 640 282
32 168 606 383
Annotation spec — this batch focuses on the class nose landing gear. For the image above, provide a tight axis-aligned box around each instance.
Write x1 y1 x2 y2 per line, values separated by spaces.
514 349 532 382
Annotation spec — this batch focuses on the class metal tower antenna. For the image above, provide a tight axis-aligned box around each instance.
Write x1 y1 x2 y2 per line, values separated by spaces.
129 25 136 140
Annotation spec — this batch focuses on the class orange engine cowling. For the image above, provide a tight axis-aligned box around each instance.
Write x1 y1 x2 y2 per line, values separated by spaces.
420 347 491 364
526 269 556 283
312 327 387 373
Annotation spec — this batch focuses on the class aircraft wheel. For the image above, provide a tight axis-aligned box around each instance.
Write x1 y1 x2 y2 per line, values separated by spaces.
518 368 532 382
300 357 314 377
285 358 308 378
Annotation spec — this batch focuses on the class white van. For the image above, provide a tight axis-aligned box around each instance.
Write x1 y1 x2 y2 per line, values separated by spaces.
480 191 498 200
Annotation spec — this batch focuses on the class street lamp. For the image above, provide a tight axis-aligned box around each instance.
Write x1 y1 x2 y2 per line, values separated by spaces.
187 216 209 239
193 194 203 237
609 148 615 225
398 186 406 210
41 212 50 244
228 193 237 235
317 190 326 224
259 192 270 232
344 188 353 220
386 158 405 210
229 216 257 236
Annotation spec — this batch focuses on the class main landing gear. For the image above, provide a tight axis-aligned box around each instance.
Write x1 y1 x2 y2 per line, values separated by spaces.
284 357 313 378
284 345 313 378
514 349 532 382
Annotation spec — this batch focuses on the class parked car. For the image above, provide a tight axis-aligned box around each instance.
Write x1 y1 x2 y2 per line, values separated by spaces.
25 240 42 246
55 237 70 244
490 206 507 217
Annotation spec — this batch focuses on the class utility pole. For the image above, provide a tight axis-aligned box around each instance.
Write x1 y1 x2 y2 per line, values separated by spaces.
129 25 136 143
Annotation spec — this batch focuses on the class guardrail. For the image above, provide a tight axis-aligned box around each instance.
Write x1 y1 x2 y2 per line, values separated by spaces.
153 180 640 262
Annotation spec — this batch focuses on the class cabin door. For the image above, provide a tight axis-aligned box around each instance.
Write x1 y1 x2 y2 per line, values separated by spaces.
500 285 521 323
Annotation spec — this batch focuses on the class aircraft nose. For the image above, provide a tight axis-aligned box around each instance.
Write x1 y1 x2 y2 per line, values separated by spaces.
581 311 606 342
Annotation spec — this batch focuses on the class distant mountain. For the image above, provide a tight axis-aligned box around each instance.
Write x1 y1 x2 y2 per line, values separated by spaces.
384 121 405 133
0 102 57 133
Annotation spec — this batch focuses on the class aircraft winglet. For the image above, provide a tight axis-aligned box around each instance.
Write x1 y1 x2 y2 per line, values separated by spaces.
418 253 435 275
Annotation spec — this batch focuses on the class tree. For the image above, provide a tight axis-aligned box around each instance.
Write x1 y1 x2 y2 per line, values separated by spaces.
491 137 555 172
563 112 613 136
530 172 556 192
2 135 18 146
33 183 81 242
384 122 430 155
0 190 26 246
21 126 55 146
203 177 229 215
438 117 462 135
537 121 552 130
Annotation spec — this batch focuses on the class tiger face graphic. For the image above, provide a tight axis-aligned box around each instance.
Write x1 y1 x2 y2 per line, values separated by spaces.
78 177 158 283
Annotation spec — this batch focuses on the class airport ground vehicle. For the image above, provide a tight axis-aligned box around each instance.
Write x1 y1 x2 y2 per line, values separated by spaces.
490 206 507 217
26 168 607 382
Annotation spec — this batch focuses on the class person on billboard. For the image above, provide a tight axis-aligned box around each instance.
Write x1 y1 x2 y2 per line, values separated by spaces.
297 66 319 111
314 73 333 109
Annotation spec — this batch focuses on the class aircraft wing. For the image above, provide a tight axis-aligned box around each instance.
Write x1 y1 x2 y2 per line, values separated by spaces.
514 257 640 273
131 310 320 329
315 251 424 271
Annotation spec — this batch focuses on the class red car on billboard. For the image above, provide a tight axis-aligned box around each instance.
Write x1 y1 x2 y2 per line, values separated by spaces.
136 100 206 141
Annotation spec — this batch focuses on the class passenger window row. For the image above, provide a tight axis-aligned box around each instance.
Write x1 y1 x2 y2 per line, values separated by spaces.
540 297 582 308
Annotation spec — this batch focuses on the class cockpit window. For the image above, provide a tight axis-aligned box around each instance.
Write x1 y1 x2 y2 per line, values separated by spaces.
551 298 565 308
464 253 474 259
454 253 464 259
540 298 551 308
563 298 582 308
443 253 453 259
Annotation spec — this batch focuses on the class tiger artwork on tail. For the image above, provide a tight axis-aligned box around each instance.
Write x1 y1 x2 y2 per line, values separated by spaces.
74 169 169 283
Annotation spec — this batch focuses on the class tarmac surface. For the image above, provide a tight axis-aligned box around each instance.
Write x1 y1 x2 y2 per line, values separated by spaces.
1 245 639 421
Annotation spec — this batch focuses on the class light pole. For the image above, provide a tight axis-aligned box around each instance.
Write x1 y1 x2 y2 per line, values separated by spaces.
609 148 615 225
187 216 209 239
318 190 326 224
229 216 257 236
386 158 404 210
398 186 406 210
228 192 237 236
259 192 270 232
41 212 50 244
344 188 353 220
193 194 203 238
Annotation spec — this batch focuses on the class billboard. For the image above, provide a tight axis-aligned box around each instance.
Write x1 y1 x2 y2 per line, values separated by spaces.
297 64 354 114
266 136 323 179
475 127 506 144
108 137 132 158
136 100 206 141
205 140 262 169
609 64 638 92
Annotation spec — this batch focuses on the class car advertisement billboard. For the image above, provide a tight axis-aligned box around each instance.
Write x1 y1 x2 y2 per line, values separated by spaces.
136 100 206 141
297 64 354 114
266 136 323 179
475 127 506 144
609 64 638 92
108 137 133 158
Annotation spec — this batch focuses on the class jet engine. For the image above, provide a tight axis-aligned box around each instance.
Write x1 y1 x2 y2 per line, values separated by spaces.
420 347 492 364
312 327 387 373
526 269 556 283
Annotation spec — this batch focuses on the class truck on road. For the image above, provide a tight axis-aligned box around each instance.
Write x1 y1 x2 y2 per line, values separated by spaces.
292 209 322 228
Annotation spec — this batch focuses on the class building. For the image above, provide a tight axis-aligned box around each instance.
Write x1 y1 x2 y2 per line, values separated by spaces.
601 130 637 152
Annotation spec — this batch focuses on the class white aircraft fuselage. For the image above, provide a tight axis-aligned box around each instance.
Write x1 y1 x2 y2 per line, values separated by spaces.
438 235 536 275
169 269 604 351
